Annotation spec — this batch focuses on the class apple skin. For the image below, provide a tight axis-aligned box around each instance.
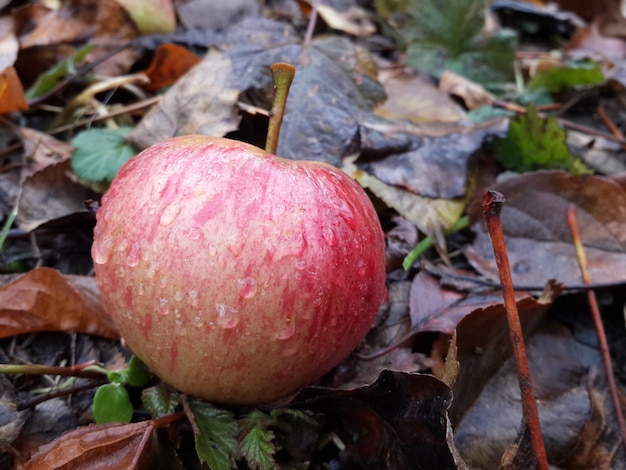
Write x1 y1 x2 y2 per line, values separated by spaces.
92 135 387 404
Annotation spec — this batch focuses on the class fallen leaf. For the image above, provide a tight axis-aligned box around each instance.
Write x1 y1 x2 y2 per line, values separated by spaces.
466 171 626 289
221 18 385 165
0 66 28 113
0 267 119 339
174 0 259 31
0 16 18 71
359 118 508 199
13 0 138 81
439 70 496 110
409 271 531 335
317 3 376 37
26 421 152 469
345 156 466 247
142 43 201 92
127 49 240 150
0 375 30 447
376 69 468 123
453 317 621 469
565 16 626 61
19 127 73 176
17 160 96 233
292 370 465 469
116 0 176 35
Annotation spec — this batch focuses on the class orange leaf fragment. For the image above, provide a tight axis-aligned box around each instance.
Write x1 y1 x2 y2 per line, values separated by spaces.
0 66 28 113
142 43 201 92
26 421 152 469
0 267 120 339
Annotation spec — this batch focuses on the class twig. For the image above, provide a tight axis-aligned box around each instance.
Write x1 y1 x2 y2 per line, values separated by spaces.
566 205 626 447
596 105 626 151
482 190 548 470
0 361 104 379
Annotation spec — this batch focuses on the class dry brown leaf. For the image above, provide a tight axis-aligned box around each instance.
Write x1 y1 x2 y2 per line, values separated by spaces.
439 71 496 110
317 3 376 38
127 48 241 150
142 43 201 92
0 66 28 113
466 171 626 289
13 0 138 80
0 267 119 339
26 421 152 470
375 69 467 124
17 159 95 232
19 127 74 177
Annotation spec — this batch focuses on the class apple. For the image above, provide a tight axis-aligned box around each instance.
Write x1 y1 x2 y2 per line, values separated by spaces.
92 135 387 404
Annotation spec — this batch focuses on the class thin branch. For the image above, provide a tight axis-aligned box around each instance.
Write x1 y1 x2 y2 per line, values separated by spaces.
566 205 626 447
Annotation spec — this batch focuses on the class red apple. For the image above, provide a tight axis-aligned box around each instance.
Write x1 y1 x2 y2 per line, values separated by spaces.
92 135 387 404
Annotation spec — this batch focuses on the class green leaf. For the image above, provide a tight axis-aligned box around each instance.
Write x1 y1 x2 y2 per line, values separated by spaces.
92 383 133 424
529 61 604 93
404 0 516 87
142 385 179 419
71 127 136 183
238 411 277 470
493 106 593 174
189 401 239 470
126 356 152 387
25 45 93 101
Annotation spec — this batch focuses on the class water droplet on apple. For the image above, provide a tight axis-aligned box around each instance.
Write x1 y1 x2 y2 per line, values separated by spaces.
281 344 298 357
159 277 167 289
174 291 183 302
126 243 141 267
174 309 181 319
117 239 129 252
216 303 239 329
274 232 307 261
159 298 169 316
274 319 295 340
357 260 367 277
92 236 114 264
175 319 183 327
188 290 199 308
186 226 203 240
160 203 181 226
295 260 306 270
238 277 257 299
321 226 338 247
193 315 204 327
226 236 245 257
138 282 144 296
208 245 217 256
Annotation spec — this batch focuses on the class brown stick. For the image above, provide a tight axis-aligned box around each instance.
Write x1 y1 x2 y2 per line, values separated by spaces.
482 190 548 470
566 205 626 446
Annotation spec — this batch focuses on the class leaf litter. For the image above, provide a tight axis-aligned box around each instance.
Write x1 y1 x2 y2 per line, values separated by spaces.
0 0 626 468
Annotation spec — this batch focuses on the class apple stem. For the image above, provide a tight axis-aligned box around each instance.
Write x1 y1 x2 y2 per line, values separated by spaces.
266 63 296 155
566 205 626 448
482 190 548 470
